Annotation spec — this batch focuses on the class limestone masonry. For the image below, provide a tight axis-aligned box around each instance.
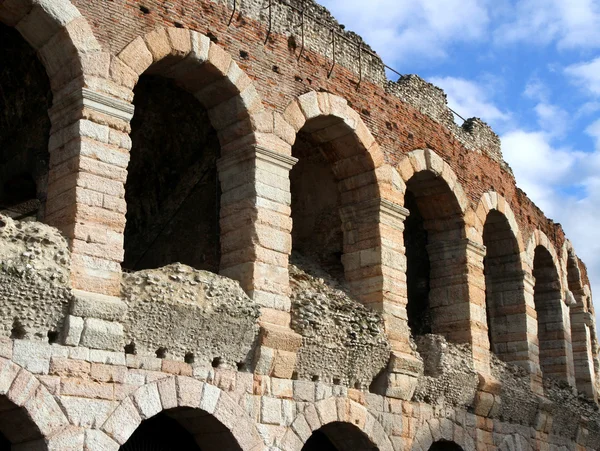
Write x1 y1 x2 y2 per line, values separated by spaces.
0 0 598 449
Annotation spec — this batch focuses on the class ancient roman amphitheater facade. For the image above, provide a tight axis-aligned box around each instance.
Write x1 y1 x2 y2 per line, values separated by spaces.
0 0 599 449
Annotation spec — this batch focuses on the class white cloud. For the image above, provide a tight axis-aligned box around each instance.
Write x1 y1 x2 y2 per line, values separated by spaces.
533 103 570 137
318 0 489 65
501 130 580 215
524 77 549 102
494 0 600 49
428 76 510 126
565 57 600 96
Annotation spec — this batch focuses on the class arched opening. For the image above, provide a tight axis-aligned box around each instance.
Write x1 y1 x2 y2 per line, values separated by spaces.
291 130 343 279
567 251 596 397
301 422 378 450
0 23 52 221
0 394 47 449
428 440 464 451
290 113 378 285
120 408 241 450
404 190 431 335
533 245 573 382
482 210 524 361
403 170 465 338
122 74 221 272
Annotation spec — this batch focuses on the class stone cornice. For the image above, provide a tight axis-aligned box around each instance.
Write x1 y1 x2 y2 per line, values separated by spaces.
217 145 298 172
51 88 135 123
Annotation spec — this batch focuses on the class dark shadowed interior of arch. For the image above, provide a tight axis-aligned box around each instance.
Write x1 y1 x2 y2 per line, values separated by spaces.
120 408 241 451
291 130 343 279
567 252 583 294
122 74 221 272
483 210 522 356
0 395 46 449
0 23 52 222
404 171 464 336
302 422 379 450
290 116 377 283
532 245 564 379
428 440 464 451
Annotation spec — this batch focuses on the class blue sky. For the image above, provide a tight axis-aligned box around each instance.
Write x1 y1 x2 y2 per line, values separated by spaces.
319 0 600 310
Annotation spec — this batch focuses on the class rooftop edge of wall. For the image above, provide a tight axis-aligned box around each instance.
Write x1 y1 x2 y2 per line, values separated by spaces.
217 0 508 172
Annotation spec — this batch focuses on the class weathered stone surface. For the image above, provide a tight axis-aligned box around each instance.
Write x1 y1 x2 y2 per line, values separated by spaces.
121 264 260 366
79 318 124 352
289 256 391 386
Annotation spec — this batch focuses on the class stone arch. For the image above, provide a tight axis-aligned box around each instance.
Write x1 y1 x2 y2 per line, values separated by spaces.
0 0 102 225
0 357 70 448
396 148 468 213
472 192 533 370
114 27 267 153
282 91 385 275
100 376 262 450
396 149 487 370
524 230 562 288
114 27 276 278
411 417 475 451
0 0 102 92
282 397 393 451
526 230 575 385
471 192 525 251
282 91 408 338
562 241 598 399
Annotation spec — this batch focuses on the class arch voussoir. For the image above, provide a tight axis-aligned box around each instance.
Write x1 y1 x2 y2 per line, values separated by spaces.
101 377 261 450
286 397 393 451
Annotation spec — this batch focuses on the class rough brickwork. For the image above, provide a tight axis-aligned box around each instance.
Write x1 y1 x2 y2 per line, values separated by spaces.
0 0 599 450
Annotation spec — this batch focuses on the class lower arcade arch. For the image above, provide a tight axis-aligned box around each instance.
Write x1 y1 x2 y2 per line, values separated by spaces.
428 441 464 451
120 408 241 451
0 394 48 450
302 422 378 451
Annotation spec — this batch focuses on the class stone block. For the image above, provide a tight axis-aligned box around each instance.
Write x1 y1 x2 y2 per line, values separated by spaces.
258 324 302 353
200 383 221 414
261 397 282 425
117 36 153 75
60 378 114 400
176 376 203 408
84 430 119 451
133 383 162 419
101 397 141 445
50 357 90 378
59 397 116 428
157 377 177 410
473 391 495 417
12 340 52 375
80 318 124 352
89 349 126 366
9 369 40 406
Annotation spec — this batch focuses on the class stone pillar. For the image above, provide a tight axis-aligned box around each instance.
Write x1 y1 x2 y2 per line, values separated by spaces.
341 198 423 399
427 238 490 373
570 290 596 399
523 272 544 394
217 145 302 379
487 270 539 370
537 290 576 386
46 87 133 351
47 87 133 297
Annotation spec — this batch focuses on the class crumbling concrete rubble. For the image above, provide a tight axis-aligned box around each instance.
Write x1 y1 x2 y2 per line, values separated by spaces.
289 254 391 387
121 263 260 367
0 214 71 341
